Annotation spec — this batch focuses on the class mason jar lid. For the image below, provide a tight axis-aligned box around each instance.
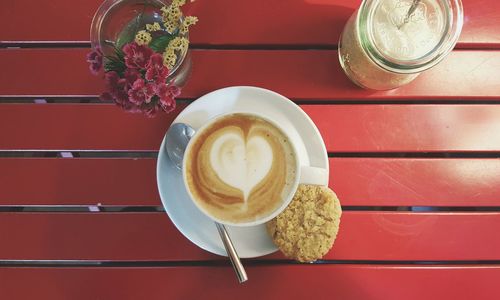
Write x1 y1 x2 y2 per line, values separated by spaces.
357 0 463 73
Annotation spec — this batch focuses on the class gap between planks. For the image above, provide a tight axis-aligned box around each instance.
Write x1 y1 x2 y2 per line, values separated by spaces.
5 98 500 105
1 206 500 213
1 259 500 268
3 151 500 158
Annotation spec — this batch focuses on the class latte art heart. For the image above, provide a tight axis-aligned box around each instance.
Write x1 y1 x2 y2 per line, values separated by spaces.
210 129 273 201
184 114 297 224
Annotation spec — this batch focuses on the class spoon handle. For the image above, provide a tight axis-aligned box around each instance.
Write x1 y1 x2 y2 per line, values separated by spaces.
406 0 421 20
398 0 421 29
215 222 248 283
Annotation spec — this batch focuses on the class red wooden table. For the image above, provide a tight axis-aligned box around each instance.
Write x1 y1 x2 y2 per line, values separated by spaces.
1 0 500 299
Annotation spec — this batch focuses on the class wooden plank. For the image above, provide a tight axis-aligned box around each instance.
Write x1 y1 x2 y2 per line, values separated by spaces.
2 158 500 207
0 158 161 206
1 49 500 99
303 104 500 152
0 104 180 151
0 212 499 261
1 104 500 152
0 0 498 48
331 158 500 207
0 266 498 300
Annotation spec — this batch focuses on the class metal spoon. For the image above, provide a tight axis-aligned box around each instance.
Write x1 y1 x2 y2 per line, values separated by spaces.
165 123 248 283
398 0 421 29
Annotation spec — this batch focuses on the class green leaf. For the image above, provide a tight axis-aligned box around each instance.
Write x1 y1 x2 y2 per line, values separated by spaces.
116 13 144 49
103 57 126 75
115 1 153 50
112 47 125 61
116 33 134 50
149 34 174 53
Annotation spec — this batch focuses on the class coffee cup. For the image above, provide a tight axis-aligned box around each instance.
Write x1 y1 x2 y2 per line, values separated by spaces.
182 112 328 227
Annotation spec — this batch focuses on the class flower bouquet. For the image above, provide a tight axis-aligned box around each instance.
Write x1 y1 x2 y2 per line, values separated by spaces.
88 0 197 117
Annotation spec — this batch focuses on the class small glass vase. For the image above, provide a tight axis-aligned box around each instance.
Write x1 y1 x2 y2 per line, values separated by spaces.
90 0 191 88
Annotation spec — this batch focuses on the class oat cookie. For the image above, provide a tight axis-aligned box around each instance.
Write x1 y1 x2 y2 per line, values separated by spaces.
266 184 342 262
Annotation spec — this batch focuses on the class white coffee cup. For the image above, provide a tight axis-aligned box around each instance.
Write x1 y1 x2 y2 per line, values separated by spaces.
182 112 328 227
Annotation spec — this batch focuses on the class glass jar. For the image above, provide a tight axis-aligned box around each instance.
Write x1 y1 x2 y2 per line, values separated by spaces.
90 0 191 87
339 0 463 90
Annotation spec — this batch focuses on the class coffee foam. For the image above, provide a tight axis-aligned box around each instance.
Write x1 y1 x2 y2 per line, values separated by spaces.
185 114 296 224
209 127 273 201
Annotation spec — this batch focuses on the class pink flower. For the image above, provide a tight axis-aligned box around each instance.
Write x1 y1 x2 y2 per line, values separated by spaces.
128 79 156 105
123 42 153 69
113 81 130 104
86 47 103 75
145 53 169 83
156 84 180 113
104 71 120 88
102 71 129 104
144 104 160 118
124 69 141 85
121 101 142 113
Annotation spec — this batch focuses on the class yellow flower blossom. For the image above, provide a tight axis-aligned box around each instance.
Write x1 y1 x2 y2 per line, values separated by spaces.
157 2 197 39
135 30 152 45
162 5 181 23
164 20 178 34
146 22 161 32
159 1 194 34
172 0 186 7
179 16 198 35
184 16 198 26
161 5 182 34
168 37 189 53
163 48 177 69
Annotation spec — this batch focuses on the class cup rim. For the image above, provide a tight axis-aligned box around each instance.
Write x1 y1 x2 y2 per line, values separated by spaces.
181 111 302 227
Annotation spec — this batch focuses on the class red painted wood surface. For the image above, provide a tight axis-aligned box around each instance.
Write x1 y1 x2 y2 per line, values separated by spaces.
2 157 500 207
2 104 500 152
0 0 498 48
305 104 500 152
331 158 500 206
1 212 499 261
0 158 161 206
0 104 180 151
1 49 500 99
1 0 499 297
0 266 499 300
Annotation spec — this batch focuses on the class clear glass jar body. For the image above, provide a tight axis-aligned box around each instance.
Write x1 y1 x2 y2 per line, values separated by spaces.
339 0 463 90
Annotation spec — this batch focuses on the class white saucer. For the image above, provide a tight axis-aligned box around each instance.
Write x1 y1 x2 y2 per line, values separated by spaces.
156 86 329 258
